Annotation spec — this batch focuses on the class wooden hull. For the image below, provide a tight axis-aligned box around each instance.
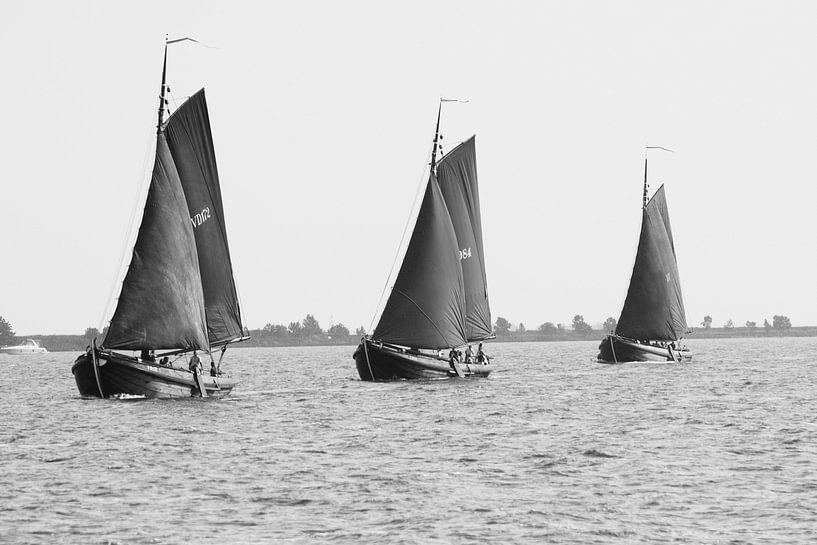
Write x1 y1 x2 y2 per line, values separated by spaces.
597 335 692 363
71 350 236 399
353 340 492 381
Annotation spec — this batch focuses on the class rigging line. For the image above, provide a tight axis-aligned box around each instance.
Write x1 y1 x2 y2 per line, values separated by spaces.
164 94 195 120
100 39 211 335
392 288 462 349
98 124 157 332
367 99 467 333
367 138 436 334
646 146 675 153
166 91 193 117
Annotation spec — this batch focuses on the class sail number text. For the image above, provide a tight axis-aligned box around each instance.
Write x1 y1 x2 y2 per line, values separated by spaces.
191 207 211 229
459 247 472 260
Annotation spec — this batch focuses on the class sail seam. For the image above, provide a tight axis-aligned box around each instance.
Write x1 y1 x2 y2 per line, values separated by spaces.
391 289 457 348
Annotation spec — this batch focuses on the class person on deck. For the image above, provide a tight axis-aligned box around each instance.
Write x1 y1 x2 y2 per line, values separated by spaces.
476 342 489 364
464 344 473 364
448 347 461 373
210 359 218 377
188 351 202 374
160 356 170 367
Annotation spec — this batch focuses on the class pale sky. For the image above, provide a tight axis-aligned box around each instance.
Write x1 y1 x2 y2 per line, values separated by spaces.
2 1 816 335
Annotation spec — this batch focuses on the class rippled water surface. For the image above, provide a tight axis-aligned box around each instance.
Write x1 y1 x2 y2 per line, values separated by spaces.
1 337 815 543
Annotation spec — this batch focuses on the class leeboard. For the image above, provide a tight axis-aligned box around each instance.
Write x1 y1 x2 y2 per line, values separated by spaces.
194 372 208 397
91 340 105 397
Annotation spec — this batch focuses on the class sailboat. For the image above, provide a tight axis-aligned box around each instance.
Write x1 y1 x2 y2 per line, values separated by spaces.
597 149 691 363
353 103 494 380
72 39 248 398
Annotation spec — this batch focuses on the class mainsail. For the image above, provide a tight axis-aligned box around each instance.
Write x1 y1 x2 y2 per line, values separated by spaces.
164 89 244 345
615 185 687 341
104 134 209 351
436 136 492 341
373 174 468 349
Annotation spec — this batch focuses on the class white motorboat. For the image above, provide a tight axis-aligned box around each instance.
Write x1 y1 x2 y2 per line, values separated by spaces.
0 339 48 354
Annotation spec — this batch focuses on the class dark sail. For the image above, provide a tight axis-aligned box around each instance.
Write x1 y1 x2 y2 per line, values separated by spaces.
104 134 209 351
616 185 687 341
436 136 492 341
164 89 244 345
373 174 468 349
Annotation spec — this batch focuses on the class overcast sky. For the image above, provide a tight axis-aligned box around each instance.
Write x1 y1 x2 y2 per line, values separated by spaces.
2 1 816 335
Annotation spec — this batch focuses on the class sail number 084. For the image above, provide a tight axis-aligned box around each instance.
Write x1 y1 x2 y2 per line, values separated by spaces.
459 247 472 260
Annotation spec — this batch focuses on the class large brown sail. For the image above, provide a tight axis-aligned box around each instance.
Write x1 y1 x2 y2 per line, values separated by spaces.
615 185 687 341
104 134 209 351
373 174 468 349
164 89 244 345
436 136 492 341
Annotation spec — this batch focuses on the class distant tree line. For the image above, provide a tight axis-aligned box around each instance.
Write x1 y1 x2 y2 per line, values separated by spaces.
0 316 15 345
0 312 99 351
700 314 792 335
493 314 607 339
244 314 366 347
0 310 808 352
491 313 799 342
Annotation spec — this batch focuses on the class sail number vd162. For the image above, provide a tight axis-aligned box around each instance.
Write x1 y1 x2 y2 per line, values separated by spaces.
191 207 211 229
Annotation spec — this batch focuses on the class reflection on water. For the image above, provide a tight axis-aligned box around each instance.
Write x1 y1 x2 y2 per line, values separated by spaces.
0 337 815 543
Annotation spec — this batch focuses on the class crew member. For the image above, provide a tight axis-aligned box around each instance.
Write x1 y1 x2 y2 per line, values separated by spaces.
188 351 202 374
476 342 489 364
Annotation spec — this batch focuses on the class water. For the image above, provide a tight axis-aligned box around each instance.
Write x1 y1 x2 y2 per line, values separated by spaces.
1 337 815 544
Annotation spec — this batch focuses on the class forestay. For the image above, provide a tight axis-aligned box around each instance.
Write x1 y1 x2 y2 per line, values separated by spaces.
373 174 468 349
104 134 209 351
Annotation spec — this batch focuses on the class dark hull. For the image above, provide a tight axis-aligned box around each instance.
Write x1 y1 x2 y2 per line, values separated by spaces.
353 340 491 381
597 335 692 363
71 350 236 399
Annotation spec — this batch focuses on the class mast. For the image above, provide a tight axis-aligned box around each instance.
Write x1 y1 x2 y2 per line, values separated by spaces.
429 101 442 173
642 156 648 209
157 38 168 134
643 145 675 207
617 144 686 342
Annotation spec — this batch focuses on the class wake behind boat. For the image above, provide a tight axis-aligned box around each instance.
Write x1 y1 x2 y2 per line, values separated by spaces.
354 101 494 380
0 339 47 355
72 38 248 398
598 149 691 363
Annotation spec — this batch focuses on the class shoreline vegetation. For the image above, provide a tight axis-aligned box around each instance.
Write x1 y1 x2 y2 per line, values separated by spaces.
2 313 813 353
